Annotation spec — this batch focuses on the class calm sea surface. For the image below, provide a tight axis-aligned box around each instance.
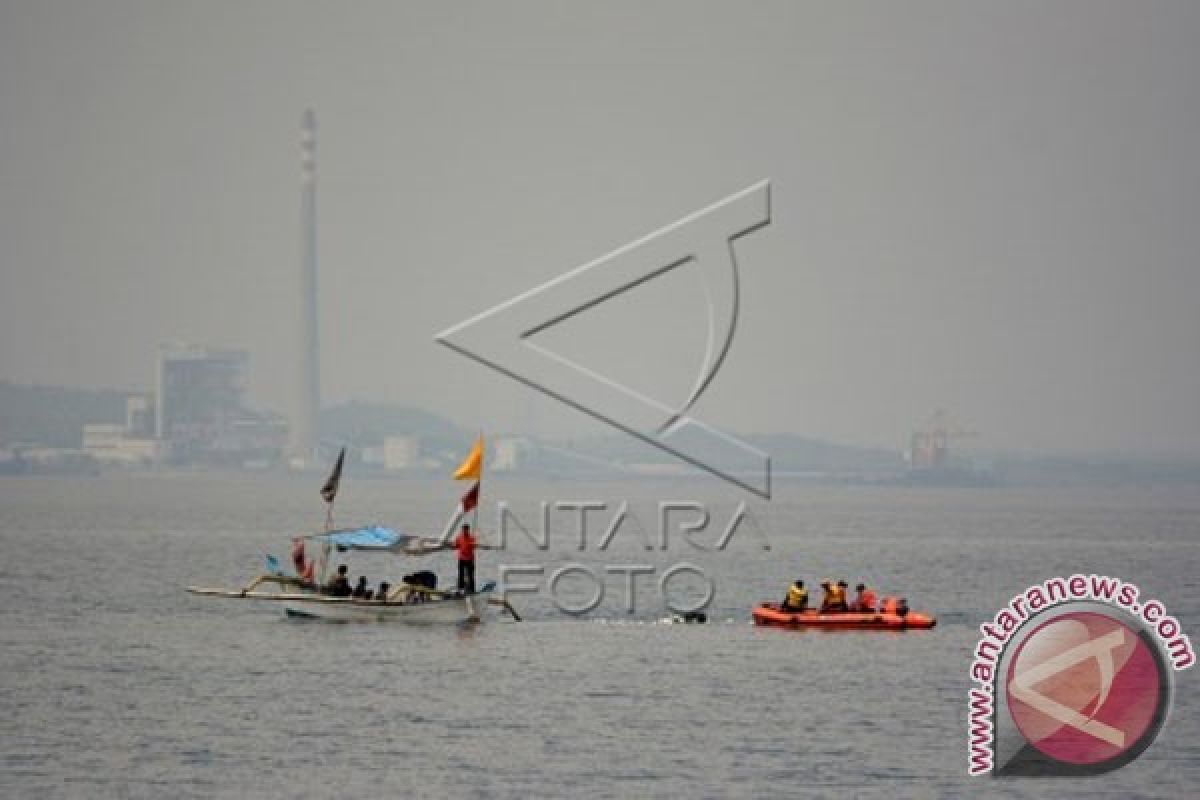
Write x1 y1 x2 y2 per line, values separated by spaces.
1 475 1197 798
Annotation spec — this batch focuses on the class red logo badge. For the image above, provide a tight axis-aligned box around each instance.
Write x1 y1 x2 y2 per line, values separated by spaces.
1006 611 1164 766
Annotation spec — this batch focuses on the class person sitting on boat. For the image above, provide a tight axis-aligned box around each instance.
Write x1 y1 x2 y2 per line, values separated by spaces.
404 570 437 590
781 580 808 611
881 596 899 615
376 581 391 602
835 580 851 610
402 570 438 604
851 582 878 612
820 579 849 612
324 564 352 597
351 575 369 599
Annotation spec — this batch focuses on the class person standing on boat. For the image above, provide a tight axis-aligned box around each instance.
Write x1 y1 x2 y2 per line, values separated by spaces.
454 523 479 594
448 523 498 594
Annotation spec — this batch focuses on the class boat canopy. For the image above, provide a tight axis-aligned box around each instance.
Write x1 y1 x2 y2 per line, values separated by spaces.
313 525 416 552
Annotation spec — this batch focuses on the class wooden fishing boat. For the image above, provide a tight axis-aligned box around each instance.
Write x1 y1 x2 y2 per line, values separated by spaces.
186 441 518 625
187 525 520 623
186 525 515 624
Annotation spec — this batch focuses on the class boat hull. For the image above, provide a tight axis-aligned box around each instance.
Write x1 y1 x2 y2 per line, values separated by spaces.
186 585 492 624
283 592 490 623
752 603 936 630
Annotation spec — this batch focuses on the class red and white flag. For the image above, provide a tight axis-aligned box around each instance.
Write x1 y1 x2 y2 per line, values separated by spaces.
459 481 480 515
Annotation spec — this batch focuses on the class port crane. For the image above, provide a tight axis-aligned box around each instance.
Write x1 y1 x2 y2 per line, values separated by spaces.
907 409 978 469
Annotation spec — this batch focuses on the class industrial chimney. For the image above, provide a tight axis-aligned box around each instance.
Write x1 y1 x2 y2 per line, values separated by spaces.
290 109 320 467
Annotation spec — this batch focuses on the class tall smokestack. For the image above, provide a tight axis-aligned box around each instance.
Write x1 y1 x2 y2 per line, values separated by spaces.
290 109 320 467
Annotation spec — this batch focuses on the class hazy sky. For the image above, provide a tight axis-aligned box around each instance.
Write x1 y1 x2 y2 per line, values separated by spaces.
1 1 1198 456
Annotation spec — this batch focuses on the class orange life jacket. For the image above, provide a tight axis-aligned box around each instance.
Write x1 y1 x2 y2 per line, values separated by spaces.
882 596 899 614
858 589 878 611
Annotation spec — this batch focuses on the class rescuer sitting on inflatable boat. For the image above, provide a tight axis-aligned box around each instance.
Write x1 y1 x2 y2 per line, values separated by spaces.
781 580 809 611
851 582 878 612
820 579 850 612
782 579 882 614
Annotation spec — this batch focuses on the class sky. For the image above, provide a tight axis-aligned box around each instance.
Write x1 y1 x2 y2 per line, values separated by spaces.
1 1 1198 457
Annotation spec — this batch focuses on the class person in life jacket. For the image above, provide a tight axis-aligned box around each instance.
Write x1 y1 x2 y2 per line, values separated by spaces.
881 596 899 615
781 580 809 611
820 580 849 612
852 582 878 612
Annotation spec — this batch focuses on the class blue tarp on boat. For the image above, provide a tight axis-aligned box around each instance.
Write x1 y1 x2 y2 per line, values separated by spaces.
315 525 414 552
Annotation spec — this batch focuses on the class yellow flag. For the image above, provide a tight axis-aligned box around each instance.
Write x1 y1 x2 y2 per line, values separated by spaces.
453 436 484 481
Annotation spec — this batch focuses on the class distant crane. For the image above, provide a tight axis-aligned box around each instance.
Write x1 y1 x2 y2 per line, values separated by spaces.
907 409 979 470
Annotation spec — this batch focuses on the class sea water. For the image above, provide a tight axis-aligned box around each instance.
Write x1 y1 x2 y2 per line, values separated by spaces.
1 475 1197 798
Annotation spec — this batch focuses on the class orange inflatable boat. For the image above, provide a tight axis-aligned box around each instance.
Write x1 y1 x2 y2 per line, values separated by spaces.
752 603 936 630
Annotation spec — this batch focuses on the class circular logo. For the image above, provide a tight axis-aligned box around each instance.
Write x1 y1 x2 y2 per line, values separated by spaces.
1005 610 1169 768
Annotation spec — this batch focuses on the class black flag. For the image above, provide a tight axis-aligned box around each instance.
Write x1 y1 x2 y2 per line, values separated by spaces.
320 447 345 504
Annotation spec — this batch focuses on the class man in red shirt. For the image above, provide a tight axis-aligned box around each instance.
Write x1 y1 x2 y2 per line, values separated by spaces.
455 523 479 594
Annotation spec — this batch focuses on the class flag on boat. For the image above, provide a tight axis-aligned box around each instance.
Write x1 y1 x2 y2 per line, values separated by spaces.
459 481 480 515
453 436 484 481
320 447 346 504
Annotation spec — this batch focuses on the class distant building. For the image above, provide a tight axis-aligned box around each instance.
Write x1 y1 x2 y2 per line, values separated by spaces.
5 445 96 474
383 435 421 470
154 343 286 465
81 392 162 465
125 394 154 438
493 437 526 471
156 344 248 442
82 423 162 464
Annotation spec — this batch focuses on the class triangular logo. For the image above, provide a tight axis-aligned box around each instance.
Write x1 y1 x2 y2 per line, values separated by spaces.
436 181 772 497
